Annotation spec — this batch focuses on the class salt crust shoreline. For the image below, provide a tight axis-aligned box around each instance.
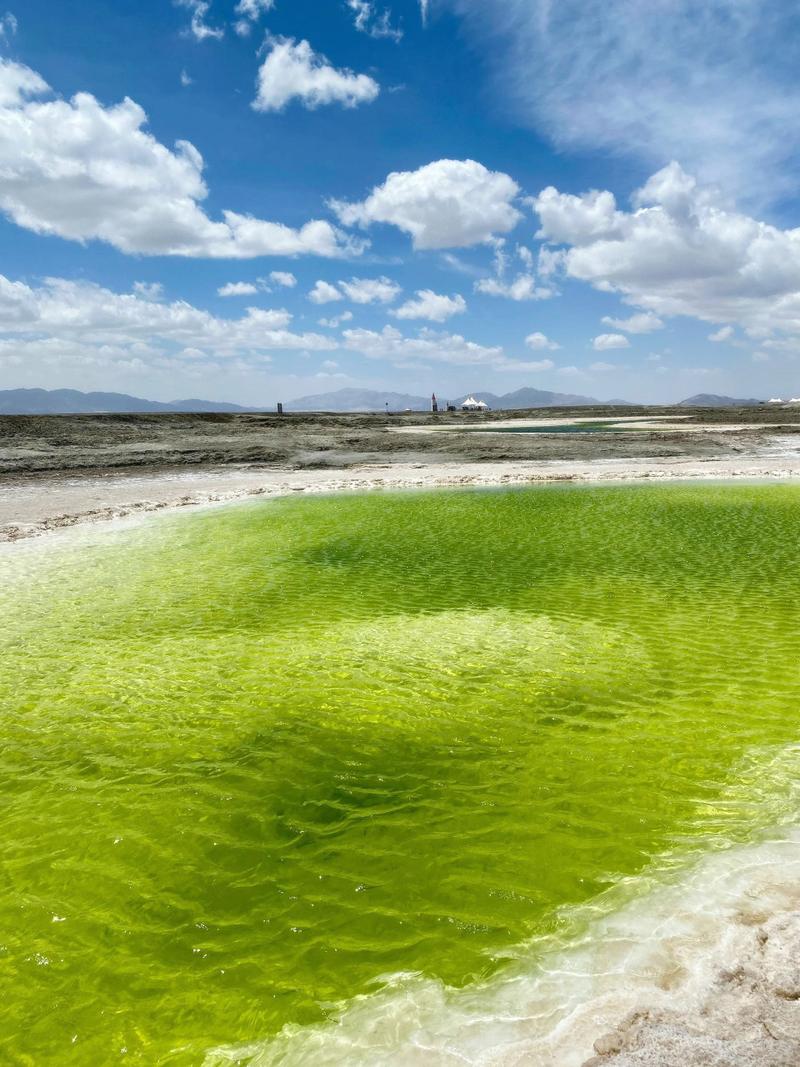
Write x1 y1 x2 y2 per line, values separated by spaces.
211 829 800 1067
4 459 800 1066
3 451 800 543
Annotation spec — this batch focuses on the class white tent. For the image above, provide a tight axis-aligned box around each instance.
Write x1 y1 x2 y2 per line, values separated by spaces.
461 395 488 411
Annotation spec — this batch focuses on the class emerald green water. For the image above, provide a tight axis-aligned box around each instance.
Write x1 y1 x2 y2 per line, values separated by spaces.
2 483 800 1064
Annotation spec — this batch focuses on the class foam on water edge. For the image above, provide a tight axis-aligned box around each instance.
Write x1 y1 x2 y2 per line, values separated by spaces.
206 744 800 1066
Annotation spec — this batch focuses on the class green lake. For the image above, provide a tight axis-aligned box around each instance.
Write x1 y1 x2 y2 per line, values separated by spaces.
2 483 800 1064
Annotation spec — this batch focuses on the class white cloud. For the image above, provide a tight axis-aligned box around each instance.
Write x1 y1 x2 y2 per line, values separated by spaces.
309 280 344 304
177 0 224 41
590 361 617 372
601 311 663 334
593 333 631 350
330 159 522 250
442 0 800 202
180 69 193 87
475 274 553 301
253 37 380 112
343 324 505 367
270 270 297 288
525 331 560 350
558 365 584 377
533 162 800 342
709 325 734 342
233 0 273 35
0 273 336 375
342 325 552 372
133 282 164 300
321 359 339 370
496 358 555 372
218 282 258 296
339 276 401 304
517 245 535 270
392 289 466 322
0 12 17 38
318 311 353 327
0 59 358 259
308 276 401 305
347 0 402 41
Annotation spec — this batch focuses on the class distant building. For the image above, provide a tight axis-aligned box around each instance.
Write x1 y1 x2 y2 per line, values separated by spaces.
768 397 785 404
461 395 489 411
431 392 438 413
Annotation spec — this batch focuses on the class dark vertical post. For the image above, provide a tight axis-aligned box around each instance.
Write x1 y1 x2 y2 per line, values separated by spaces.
277 402 283 415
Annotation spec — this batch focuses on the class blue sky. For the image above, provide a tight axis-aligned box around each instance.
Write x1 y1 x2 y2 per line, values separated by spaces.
2 0 800 403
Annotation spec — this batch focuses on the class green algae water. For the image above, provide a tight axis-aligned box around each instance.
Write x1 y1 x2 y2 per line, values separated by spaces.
2 482 800 1064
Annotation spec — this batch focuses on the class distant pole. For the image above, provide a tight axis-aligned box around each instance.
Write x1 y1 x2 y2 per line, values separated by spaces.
277 402 283 415
431 392 438 413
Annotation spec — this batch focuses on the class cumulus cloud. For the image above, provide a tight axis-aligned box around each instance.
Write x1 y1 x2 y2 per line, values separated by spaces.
533 162 800 341
440 0 800 202
218 282 258 296
342 324 556 372
525 331 560 350
308 281 344 304
347 0 402 40
709 325 734 342
475 274 552 301
391 290 466 322
308 277 400 304
593 333 630 350
318 310 353 328
0 59 357 259
253 37 380 112
601 311 663 334
590 360 617 372
177 0 224 41
270 270 297 288
331 159 522 249
0 273 335 375
343 325 498 366
339 276 401 304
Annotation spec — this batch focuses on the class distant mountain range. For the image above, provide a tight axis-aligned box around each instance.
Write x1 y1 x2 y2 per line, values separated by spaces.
0 386 767 415
285 388 430 412
453 387 623 409
677 393 764 407
286 386 629 411
0 388 254 415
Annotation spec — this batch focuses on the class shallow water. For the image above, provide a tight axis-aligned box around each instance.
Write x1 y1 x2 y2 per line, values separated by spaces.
462 421 638 433
2 483 800 1064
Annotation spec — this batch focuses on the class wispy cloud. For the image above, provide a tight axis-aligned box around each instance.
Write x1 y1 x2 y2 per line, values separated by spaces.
0 12 16 40
347 1 402 41
443 0 800 203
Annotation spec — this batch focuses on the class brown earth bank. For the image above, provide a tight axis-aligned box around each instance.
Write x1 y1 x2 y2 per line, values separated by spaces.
2 406 800 542
3 405 800 476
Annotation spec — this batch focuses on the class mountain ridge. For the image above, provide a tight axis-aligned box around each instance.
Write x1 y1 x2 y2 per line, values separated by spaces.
0 388 255 415
677 393 764 407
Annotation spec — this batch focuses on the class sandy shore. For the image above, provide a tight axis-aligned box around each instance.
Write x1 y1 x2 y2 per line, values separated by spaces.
4 447 800 542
